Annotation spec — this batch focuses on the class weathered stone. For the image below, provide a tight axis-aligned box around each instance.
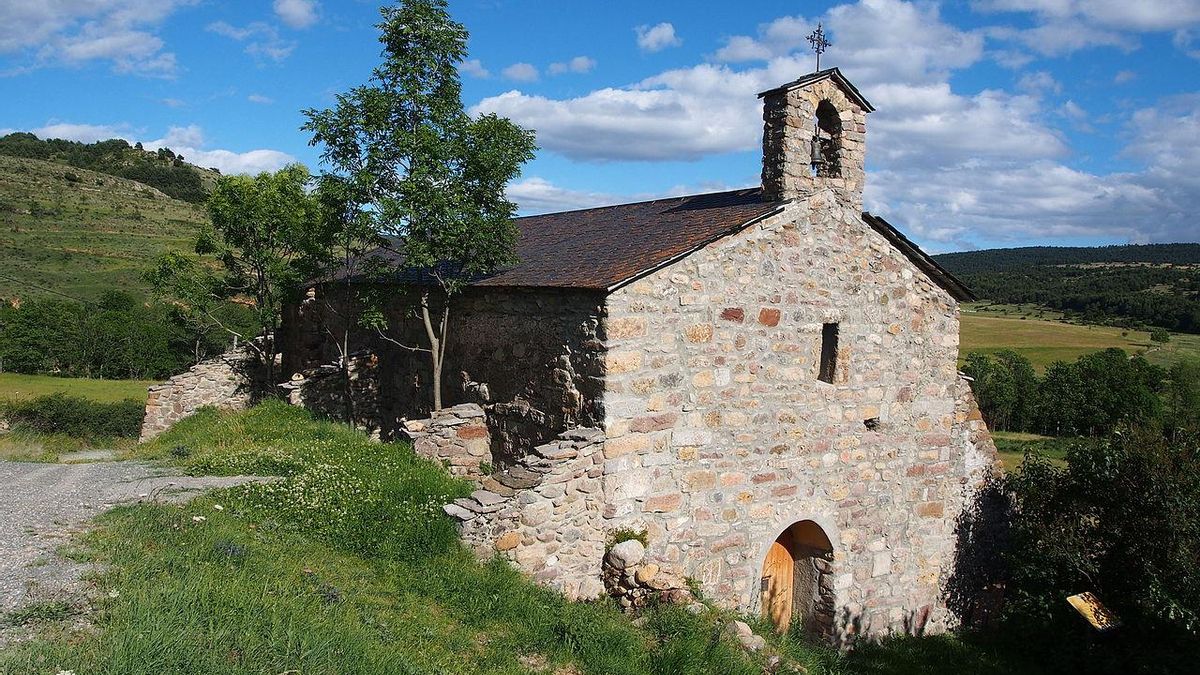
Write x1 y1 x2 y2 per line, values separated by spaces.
495 532 521 551
606 540 646 570
635 563 660 584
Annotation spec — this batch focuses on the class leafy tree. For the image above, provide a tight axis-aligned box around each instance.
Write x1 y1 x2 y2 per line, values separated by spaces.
147 164 319 388
1002 429 1200 653
1151 327 1172 343
1166 359 1200 433
303 0 536 411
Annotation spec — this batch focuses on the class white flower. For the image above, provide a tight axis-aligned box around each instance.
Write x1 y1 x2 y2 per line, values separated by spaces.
108 589 120 598
192 515 207 523
55 670 76 675
213 504 224 511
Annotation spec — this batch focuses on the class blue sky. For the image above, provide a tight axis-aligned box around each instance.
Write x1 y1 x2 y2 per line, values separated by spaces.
1 0 1198 252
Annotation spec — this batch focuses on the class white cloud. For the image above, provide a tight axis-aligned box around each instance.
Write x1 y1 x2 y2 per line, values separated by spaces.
475 1 1035 167
207 21 294 62
0 0 195 76
1113 69 1137 84
273 0 319 29
975 0 1200 31
1017 70 1061 93
549 55 596 75
976 0 1200 57
508 177 625 213
16 122 295 175
247 94 274 104
162 97 185 107
635 22 681 53
1174 29 1200 59
459 58 489 78
502 62 539 82
509 176 741 215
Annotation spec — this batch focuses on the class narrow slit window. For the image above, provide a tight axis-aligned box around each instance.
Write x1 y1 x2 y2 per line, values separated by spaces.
819 323 839 384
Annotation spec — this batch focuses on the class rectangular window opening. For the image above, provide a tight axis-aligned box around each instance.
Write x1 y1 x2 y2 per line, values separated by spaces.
819 323 839 384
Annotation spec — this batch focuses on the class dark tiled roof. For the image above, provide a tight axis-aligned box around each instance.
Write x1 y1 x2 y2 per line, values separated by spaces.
757 67 875 113
346 188 973 301
479 188 779 289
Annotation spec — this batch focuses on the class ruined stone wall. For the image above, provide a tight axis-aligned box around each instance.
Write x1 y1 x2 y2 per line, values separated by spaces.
278 352 382 438
141 349 263 441
282 286 606 453
402 403 492 479
600 189 995 639
443 427 608 600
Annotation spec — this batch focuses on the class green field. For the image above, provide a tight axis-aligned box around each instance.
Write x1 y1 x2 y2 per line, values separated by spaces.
0 154 205 302
960 311 1200 372
0 372 153 403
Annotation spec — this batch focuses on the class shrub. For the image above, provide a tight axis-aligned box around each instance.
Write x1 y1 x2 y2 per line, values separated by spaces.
606 527 649 552
1 393 143 438
989 428 1200 671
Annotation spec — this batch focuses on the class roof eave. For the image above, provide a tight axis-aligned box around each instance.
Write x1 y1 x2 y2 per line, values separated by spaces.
756 67 875 113
861 212 975 302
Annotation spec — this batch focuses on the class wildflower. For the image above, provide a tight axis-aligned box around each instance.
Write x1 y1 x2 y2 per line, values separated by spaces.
213 504 224 511
108 589 120 599
192 515 207 523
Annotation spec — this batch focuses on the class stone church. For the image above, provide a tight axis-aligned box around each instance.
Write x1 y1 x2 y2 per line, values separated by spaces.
150 67 996 641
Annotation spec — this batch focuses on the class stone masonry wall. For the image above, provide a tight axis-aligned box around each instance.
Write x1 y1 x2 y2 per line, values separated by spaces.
282 286 606 453
600 188 996 640
443 427 608 601
762 78 868 211
402 403 492 479
141 348 262 441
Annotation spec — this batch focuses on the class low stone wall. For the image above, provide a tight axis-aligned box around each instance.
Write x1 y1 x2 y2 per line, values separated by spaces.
443 427 607 600
140 349 261 441
602 538 692 610
279 352 382 438
402 404 491 478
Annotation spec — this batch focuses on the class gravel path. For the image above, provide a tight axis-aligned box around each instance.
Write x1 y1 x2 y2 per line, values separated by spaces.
0 461 272 647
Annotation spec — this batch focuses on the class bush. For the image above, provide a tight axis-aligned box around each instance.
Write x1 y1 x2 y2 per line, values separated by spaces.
1 393 143 438
968 428 1200 672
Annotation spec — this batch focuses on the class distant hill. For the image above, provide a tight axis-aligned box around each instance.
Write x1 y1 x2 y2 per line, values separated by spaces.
0 154 207 303
935 243 1200 333
0 133 220 204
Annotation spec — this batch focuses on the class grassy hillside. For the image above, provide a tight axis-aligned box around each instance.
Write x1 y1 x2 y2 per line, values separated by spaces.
959 308 1200 372
0 154 206 302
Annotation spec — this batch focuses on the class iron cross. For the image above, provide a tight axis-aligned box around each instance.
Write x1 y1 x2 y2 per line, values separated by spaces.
807 23 831 71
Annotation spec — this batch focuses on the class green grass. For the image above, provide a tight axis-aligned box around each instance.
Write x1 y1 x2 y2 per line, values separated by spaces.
0 372 153 404
960 311 1200 372
0 402 1061 675
0 154 206 303
991 431 1074 474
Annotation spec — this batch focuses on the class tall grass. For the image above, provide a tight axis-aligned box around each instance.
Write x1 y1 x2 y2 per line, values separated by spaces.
0 402 806 674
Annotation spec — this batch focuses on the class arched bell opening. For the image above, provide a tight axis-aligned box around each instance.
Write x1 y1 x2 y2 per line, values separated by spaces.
761 519 836 638
811 99 843 178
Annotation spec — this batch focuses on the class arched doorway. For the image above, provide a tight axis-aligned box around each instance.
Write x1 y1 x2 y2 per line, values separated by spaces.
761 520 836 636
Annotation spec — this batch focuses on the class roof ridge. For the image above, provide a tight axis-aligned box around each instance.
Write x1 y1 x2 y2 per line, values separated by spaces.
514 186 766 220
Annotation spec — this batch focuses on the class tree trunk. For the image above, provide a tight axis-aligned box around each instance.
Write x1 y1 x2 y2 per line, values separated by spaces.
419 291 447 411
340 333 356 428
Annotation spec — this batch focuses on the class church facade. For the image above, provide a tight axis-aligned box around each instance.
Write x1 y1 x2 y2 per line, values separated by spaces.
279 68 997 640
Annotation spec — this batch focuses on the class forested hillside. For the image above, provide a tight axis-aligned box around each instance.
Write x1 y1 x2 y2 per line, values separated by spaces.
935 243 1200 332
0 133 218 203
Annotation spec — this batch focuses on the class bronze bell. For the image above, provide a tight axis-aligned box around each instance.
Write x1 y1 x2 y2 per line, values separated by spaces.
810 134 825 169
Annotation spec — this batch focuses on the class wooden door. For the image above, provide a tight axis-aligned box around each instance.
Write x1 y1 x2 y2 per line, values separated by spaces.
762 539 795 632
